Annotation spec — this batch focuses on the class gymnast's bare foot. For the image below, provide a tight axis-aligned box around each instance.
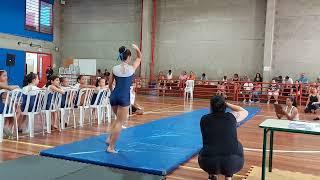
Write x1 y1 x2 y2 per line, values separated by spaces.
106 146 118 153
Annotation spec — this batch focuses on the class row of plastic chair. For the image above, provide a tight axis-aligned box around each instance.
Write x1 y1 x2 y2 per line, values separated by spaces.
0 88 112 142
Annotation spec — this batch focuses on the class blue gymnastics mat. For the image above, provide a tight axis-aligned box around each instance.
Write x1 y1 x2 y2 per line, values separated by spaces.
40 107 260 176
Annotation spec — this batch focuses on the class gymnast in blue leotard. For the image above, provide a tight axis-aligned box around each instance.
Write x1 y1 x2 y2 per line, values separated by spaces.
106 44 142 153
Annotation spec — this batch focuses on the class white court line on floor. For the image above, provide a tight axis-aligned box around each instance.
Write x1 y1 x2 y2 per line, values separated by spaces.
141 101 183 106
144 105 184 112
143 111 188 115
244 147 320 153
63 147 320 156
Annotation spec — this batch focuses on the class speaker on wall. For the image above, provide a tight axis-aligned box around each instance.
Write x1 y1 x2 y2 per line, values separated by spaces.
6 54 15 66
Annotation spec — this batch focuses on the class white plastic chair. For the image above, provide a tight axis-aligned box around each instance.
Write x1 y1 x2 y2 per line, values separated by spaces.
129 86 135 115
122 86 136 128
42 90 61 133
58 88 78 129
21 89 46 138
89 89 107 125
0 89 22 142
102 89 112 124
184 80 195 100
75 88 95 127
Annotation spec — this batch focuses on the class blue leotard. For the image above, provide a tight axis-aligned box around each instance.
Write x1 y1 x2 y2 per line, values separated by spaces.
109 63 134 107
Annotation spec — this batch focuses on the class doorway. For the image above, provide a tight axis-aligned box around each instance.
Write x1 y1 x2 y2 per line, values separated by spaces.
26 52 52 87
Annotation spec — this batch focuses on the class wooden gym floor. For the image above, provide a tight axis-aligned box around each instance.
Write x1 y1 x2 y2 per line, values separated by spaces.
0 95 319 180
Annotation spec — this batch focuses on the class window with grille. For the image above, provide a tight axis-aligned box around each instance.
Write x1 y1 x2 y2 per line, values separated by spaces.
25 0 53 34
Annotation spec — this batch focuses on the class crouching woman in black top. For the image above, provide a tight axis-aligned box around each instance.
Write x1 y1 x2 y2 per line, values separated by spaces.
198 96 248 180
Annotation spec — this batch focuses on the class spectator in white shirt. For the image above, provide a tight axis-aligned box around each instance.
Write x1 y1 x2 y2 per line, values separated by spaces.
167 70 173 80
73 75 96 89
22 73 41 94
283 76 293 97
20 73 42 132
60 77 71 89
222 76 228 82
201 73 208 81
0 70 20 137
284 76 293 84
267 80 280 104
242 78 254 103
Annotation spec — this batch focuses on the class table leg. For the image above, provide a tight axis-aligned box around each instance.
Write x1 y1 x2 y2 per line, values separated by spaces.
261 128 268 180
269 130 274 172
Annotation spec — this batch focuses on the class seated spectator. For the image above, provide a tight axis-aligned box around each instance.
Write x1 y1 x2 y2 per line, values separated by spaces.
201 73 208 81
276 97 299 121
276 76 284 84
312 100 320 120
158 71 165 80
216 82 227 99
284 76 293 84
60 77 71 89
178 71 188 89
0 70 19 91
298 73 309 84
253 73 263 82
241 78 253 103
22 73 41 93
135 78 142 88
59 77 72 126
291 80 301 96
20 73 42 132
45 75 65 130
96 69 103 77
222 76 228 82
103 69 109 77
189 71 196 80
232 74 239 82
252 82 262 103
158 72 166 90
73 75 96 89
305 87 320 113
240 75 248 82
167 70 173 80
91 78 108 118
267 80 280 104
104 72 111 81
0 70 20 137
95 77 108 90
166 70 173 89
198 96 248 180
282 76 293 96
222 76 228 89
305 83 317 96
179 71 188 81
130 84 144 115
